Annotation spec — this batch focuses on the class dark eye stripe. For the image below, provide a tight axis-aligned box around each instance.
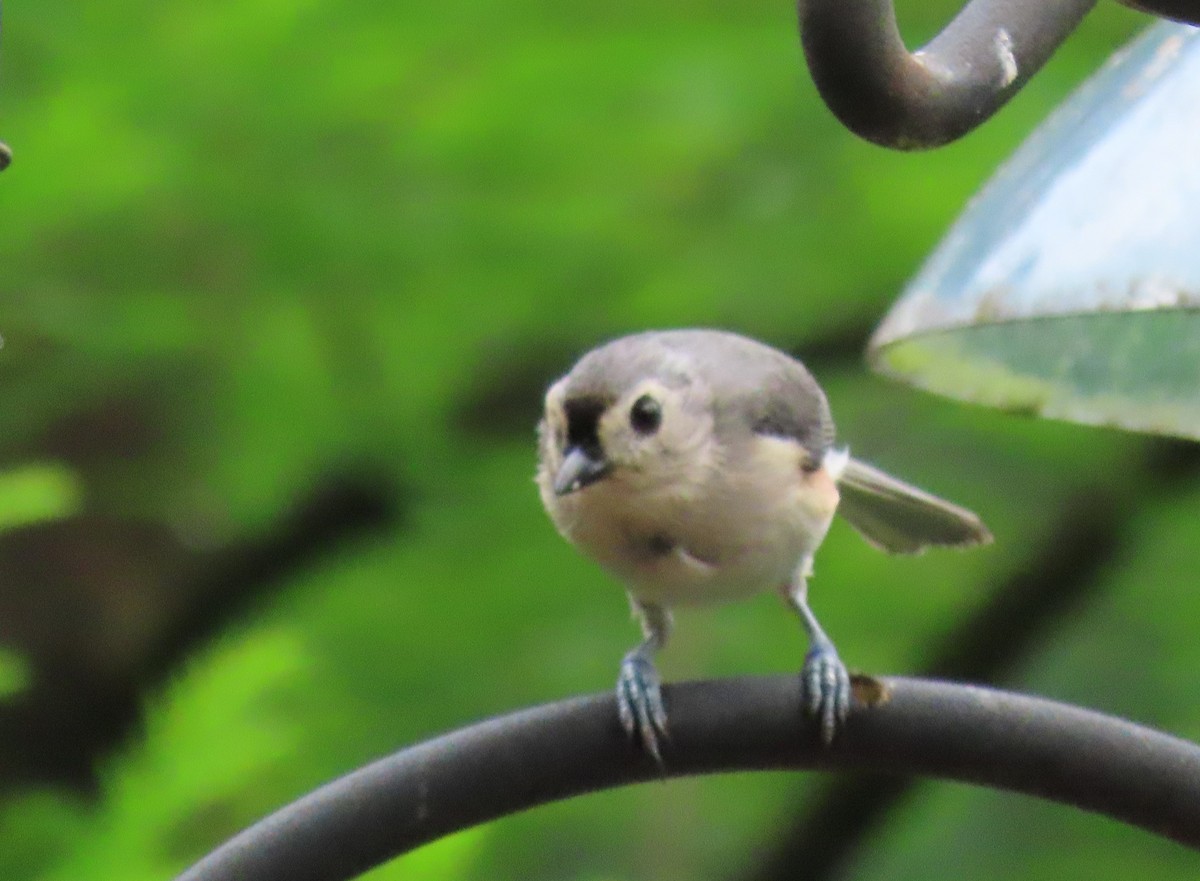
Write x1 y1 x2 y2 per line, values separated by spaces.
564 396 609 455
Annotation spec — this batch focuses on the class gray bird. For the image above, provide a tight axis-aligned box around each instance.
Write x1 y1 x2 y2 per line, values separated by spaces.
536 329 990 759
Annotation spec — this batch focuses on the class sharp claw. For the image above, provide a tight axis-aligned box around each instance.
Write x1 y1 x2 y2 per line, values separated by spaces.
616 652 669 766
649 685 669 734
617 675 636 738
836 666 852 724
804 660 822 715
639 710 662 765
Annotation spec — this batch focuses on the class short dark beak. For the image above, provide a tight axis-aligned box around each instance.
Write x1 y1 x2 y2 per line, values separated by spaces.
553 445 612 496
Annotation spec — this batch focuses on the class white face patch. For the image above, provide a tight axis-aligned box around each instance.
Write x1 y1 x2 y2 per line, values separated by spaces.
595 381 676 469
537 380 569 468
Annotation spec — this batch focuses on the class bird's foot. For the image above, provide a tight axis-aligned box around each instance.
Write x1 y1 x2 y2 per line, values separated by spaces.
801 642 852 744
617 650 669 765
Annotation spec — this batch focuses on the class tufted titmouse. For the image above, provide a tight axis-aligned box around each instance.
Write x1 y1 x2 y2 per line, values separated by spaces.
536 329 990 759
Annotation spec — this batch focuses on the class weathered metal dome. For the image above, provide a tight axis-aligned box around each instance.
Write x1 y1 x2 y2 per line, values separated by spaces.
870 22 1200 439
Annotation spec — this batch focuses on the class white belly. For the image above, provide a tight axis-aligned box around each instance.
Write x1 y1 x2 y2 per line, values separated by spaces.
542 436 840 607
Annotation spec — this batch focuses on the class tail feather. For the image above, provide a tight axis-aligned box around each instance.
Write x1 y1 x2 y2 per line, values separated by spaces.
835 456 991 555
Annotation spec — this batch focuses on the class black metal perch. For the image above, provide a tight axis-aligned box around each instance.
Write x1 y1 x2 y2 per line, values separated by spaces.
174 676 1200 881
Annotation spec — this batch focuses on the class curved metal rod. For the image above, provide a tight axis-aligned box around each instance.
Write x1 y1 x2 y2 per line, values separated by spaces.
797 0 1098 149
174 676 1200 881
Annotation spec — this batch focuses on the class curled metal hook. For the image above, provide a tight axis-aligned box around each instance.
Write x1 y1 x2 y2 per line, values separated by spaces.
798 0 1200 150
798 0 1099 149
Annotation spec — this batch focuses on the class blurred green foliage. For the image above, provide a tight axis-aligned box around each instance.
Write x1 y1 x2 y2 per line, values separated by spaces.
0 461 81 532
1 1 1195 879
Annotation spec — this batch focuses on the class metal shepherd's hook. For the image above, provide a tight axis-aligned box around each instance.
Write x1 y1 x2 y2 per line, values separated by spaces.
797 0 1200 150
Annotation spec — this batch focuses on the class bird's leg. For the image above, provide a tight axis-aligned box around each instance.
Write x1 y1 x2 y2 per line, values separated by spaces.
782 558 851 744
617 597 673 764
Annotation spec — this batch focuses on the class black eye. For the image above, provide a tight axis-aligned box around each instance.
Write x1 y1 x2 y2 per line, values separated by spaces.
629 395 662 435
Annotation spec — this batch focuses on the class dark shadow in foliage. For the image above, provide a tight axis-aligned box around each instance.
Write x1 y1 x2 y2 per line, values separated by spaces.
0 473 403 795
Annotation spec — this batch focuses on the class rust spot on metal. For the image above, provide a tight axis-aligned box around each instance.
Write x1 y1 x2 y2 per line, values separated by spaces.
850 674 890 707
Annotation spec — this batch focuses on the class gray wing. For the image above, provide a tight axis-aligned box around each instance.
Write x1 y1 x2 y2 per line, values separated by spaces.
655 330 836 457
836 457 992 554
